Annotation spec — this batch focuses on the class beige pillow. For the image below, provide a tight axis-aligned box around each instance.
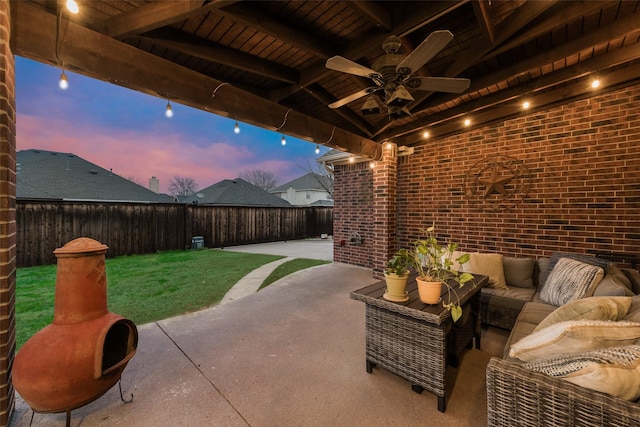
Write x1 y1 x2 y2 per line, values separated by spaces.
509 320 640 362
524 345 640 401
534 296 632 332
464 253 506 289
540 258 605 306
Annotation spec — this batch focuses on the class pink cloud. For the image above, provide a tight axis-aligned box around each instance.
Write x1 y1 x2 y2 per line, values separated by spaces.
17 113 300 193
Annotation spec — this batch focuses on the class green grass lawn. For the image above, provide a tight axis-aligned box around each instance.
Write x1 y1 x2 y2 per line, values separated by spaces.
259 258 329 290
16 249 298 349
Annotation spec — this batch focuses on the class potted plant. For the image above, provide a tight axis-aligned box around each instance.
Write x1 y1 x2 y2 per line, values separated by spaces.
412 224 474 322
383 248 413 302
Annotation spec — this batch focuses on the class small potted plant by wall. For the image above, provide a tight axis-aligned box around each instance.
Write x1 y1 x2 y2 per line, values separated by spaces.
412 224 474 322
383 248 413 302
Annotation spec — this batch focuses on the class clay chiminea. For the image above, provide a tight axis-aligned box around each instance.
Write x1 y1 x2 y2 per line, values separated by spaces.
13 238 138 415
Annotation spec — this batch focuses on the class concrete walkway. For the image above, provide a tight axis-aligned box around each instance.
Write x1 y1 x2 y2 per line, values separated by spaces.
219 238 334 304
220 257 295 305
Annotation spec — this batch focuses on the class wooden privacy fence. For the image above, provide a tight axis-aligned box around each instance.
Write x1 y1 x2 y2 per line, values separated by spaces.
17 200 333 267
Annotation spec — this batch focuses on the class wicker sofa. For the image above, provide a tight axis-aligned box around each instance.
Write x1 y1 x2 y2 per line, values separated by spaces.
471 252 640 426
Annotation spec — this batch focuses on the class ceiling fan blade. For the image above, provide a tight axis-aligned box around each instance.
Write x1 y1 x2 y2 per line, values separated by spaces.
328 88 376 109
326 56 382 80
409 76 470 93
396 30 454 76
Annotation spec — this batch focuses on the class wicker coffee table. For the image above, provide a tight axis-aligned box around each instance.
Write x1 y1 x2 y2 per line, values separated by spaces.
350 274 488 412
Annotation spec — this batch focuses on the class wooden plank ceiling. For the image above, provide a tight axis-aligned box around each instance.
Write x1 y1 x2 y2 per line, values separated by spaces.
10 1 640 160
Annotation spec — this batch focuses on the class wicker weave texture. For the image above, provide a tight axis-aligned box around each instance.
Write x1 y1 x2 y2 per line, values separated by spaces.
480 299 522 330
365 305 447 396
486 357 640 426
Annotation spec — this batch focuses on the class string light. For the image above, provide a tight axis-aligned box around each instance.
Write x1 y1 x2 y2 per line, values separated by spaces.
165 101 173 118
522 101 530 109
422 130 430 138
281 135 286 146
369 161 375 169
315 145 320 154
591 79 600 89
463 118 471 126
234 121 240 134
66 0 79 14
59 69 68 90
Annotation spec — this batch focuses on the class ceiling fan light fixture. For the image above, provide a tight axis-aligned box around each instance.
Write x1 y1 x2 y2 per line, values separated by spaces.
390 106 411 119
361 96 381 116
386 85 414 108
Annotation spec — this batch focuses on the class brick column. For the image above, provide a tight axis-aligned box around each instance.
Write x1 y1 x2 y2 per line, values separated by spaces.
0 0 16 425
371 143 397 279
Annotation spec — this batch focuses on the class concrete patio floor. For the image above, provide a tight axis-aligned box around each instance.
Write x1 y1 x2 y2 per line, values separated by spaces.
10 259 509 426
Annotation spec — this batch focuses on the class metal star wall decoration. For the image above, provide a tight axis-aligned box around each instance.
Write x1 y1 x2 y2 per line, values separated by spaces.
464 155 531 211
477 167 515 197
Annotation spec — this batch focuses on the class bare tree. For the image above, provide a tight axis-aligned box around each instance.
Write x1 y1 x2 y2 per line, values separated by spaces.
300 160 334 199
169 176 198 196
240 169 277 191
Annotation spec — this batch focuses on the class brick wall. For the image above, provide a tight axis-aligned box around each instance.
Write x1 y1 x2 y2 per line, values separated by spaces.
333 161 373 268
0 0 16 424
335 82 640 273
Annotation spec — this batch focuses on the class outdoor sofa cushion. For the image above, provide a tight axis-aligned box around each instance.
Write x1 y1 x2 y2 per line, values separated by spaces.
534 296 632 332
523 344 640 401
509 320 640 362
540 258 605 306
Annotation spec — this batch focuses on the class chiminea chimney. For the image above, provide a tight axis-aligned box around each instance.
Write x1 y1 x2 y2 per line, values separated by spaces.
13 238 138 420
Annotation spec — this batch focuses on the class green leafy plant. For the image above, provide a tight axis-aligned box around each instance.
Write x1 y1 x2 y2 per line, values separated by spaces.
384 248 413 276
412 224 474 321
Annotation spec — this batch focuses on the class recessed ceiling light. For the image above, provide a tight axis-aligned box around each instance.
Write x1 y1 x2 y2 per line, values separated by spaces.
463 118 471 126
423 131 430 138
591 79 600 89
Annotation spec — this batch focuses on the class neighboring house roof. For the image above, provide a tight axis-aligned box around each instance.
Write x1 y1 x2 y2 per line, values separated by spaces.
272 173 333 193
17 149 171 203
182 178 291 207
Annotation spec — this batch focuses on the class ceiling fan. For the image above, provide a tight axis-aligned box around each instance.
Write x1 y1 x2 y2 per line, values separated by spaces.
325 30 470 118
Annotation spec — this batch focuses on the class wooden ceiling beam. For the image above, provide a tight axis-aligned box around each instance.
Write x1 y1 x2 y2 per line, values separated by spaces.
215 2 335 59
471 0 494 44
347 1 393 32
302 84 374 137
141 28 298 84
102 0 237 39
11 1 382 160
399 8 640 131
483 0 611 61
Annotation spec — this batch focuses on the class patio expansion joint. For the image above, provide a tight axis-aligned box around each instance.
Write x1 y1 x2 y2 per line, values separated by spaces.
155 321 251 426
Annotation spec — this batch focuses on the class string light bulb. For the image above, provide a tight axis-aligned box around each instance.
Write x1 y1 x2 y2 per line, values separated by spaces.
522 101 530 109
281 135 286 146
422 130 430 138
234 121 240 134
463 118 471 127
66 0 79 14
165 101 173 118
315 145 320 154
59 70 68 90
591 79 600 89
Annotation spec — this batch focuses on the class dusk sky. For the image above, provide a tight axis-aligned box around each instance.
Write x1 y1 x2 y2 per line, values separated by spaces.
15 57 329 194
